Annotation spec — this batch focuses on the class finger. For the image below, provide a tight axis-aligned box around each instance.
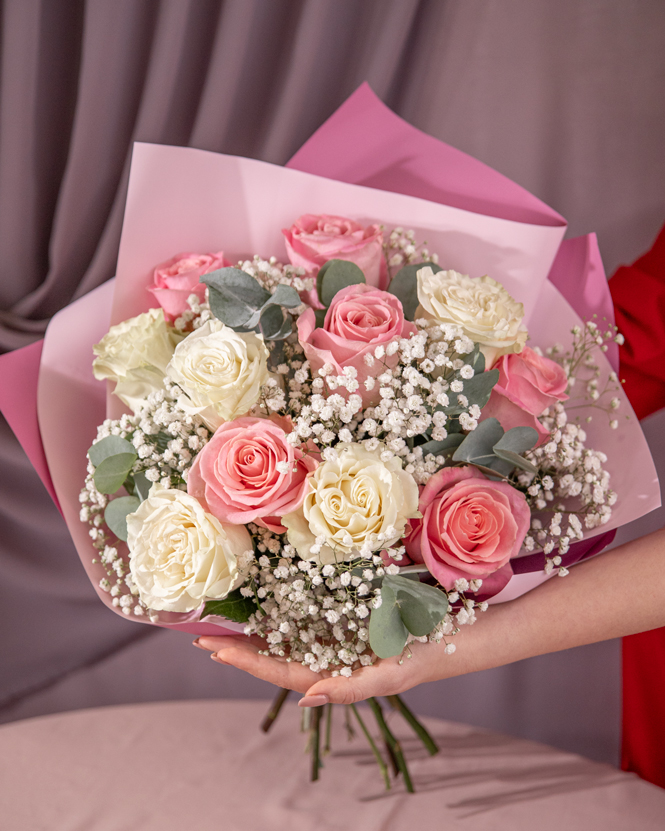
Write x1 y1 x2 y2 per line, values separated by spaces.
213 644 320 694
298 660 405 706
195 635 264 652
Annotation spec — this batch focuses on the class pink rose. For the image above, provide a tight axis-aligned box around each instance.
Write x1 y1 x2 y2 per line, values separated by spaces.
282 215 387 303
480 347 569 444
187 416 317 533
297 283 417 406
404 466 530 590
149 251 230 321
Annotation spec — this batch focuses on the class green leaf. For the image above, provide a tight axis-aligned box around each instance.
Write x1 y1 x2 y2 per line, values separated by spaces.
104 495 140 542
419 433 464 457
259 304 293 340
316 259 366 307
491 448 538 474
200 589 258 623
264 284 301 309
384 574 450 637
459 368 499 409
88 435 136 468
203 268 270 327
131 470 152 502
387 262 441 321
313 308 327 329
493 426 539 455
93 453 137 495
452 418 505 469
469 346 486 375
369 584 410 659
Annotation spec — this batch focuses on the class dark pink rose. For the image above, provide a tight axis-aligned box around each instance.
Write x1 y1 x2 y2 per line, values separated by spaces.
480 347 569 443
282 215 387 301
187 416 317 533
297 283 417 405
404 466 530 589
149 251 230 321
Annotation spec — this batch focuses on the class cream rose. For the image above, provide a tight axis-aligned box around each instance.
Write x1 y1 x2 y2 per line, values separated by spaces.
282 443 419 564
126 485 252 613
166 319 271 430
92 308 177 412
416 267 527 366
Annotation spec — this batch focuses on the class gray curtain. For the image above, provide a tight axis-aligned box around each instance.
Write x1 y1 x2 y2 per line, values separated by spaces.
1 0 665 765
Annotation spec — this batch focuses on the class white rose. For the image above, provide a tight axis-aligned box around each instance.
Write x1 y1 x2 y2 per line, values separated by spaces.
166 319 270 430
93 308 178 412
282 443 419 564
416 267 527 366
126 485 251 613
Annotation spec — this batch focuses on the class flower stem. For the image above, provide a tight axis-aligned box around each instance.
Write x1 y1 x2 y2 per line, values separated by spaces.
387 694 439 756
367 697 415 793
349 704 391 791
323 703 333 755
260 687 289 733
310 705 322 782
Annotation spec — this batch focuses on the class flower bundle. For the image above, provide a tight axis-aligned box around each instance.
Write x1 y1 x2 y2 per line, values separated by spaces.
80 213 625 787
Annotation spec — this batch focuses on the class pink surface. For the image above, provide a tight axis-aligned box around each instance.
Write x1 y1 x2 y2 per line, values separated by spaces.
1 700 663 831
0 341 60 510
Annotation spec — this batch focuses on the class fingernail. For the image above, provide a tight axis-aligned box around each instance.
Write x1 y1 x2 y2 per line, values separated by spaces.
192 638 206 650
298 694 329 708
210 653 228 664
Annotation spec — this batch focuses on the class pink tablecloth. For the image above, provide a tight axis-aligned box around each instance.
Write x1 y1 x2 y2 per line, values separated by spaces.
0 700 663 830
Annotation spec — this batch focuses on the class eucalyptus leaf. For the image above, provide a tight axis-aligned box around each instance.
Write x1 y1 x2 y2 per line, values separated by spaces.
368 584 409 659
459 368 499 409
203 268 270 327
387 261 441 321
93 453 137 495
452 418 504 469
493 426 539 455
491 448 538 474
384 574 450 637
419 433 464 457
316 259 365 307
313 308 327 329
88 435 136 468
104 495 140 542
200 589 258 623
259 304 293 340
264 284 301 309
131 470 152 502
469 347 486 375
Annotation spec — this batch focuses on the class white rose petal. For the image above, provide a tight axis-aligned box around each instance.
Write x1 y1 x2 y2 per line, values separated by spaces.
126 485 251 613
93 308 177 412
281 442 419 565
416 267 527 366
166 319 271 429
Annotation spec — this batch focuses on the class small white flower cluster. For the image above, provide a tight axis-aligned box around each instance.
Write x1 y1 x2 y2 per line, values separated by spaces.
173 293 215 333
79 385 211 617
236 255 313 297
384 226 439 273
520 402 615 574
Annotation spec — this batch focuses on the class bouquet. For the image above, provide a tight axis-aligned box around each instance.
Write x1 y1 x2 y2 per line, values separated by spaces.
1 87 659 792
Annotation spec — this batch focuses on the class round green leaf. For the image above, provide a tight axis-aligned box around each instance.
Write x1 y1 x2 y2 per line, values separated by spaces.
383 574 450 637
93 453 137 495
88 435 136 468
316 259 366 307
104 495 140 541
387 262 441 321
368 584 409 659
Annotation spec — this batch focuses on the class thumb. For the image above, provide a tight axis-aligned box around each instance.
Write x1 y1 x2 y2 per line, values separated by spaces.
299 659 407 706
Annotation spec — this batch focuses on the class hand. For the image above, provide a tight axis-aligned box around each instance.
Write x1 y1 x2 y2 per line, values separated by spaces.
194 634 440 706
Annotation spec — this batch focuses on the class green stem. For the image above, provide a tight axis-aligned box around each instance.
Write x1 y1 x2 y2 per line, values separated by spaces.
349 704 391 791
260 687 290 733
367 697 414 793
323 703 333 755
310 706 322 782
344 704 356 740
387 695 439 756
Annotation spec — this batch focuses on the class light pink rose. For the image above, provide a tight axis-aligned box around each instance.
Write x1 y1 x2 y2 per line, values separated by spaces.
404 466 530 590
480 347 569 444
149 251 230 321
297 283 417 406
282 215 387 302
187 416 317 533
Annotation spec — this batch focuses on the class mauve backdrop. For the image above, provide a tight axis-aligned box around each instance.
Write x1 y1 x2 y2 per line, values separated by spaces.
1 0 665 766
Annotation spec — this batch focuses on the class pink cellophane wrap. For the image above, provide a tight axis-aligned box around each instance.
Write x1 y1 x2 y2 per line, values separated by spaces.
1 85 659 630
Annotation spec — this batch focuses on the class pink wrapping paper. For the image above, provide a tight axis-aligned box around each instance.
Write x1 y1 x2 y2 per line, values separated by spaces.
1 84 659 629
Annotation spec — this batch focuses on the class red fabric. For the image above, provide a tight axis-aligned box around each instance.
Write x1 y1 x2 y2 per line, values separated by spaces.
610 223 665 788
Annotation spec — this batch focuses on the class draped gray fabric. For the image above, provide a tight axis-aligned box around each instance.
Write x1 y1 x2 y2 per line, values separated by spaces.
1 0 664 764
